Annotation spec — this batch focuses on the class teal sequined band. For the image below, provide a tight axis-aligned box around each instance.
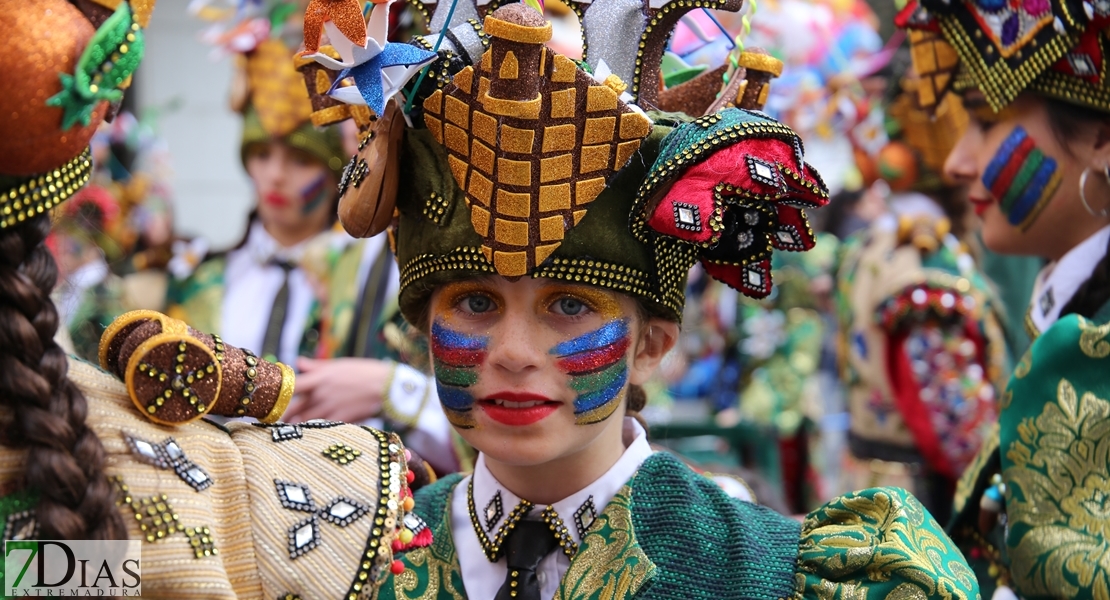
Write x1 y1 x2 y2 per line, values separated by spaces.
1 149 93 229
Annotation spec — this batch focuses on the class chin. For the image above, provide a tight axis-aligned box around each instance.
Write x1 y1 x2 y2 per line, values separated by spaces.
980 210 1030 255
463 427 566 467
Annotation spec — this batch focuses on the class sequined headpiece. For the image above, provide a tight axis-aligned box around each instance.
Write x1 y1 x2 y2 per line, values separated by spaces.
191 0 346 173
0 0 152 229
298 0 829 324
897 0 1110 113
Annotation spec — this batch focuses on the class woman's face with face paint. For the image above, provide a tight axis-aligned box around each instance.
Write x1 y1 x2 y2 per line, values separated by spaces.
245 140 336 241
944 93 1110 259
427 276 671 469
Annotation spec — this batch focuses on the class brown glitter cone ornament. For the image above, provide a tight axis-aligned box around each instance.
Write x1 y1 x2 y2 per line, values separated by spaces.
99 310 295 426
337 98 405 238
422 3 653 277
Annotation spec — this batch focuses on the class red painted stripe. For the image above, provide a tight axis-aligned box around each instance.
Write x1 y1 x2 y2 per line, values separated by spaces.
431 344 487 367
990 136 1035 200
556 338 631 374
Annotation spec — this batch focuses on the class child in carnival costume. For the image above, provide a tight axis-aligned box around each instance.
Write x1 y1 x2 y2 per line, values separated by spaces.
297 0 980 596
0 1 435 598
897 0 1110 595
168 0 459 472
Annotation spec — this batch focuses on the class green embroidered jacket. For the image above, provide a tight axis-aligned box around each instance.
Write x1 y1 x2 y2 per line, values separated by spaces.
378 452 979 600
949 302 1110 599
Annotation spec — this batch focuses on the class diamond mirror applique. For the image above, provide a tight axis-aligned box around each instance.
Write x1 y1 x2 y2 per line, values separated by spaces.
288 515 322 559
276 480 317 512
484 491 504 531
573 496 597 539
322 497 370 527
123 433 214 491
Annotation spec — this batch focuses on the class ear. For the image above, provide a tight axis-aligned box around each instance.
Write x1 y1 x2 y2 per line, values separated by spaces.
627 318 679 386
1088 120 1110 171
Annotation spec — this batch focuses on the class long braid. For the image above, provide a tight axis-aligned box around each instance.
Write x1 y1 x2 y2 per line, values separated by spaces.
0 214 126 540
1059 231 1110 319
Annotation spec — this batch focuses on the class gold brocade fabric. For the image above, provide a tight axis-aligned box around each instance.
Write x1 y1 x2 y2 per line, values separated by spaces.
0 360 405 599
794 488 979 600
999 314 1110 600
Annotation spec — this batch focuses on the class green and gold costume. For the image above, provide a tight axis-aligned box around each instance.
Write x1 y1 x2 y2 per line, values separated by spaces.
379 452 980 600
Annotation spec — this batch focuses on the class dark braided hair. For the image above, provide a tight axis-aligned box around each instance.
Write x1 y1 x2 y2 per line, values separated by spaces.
0 213 127 540
1044 98 1110 319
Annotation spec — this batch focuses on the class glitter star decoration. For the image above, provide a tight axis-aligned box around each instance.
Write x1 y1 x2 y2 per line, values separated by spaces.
303 0 436 117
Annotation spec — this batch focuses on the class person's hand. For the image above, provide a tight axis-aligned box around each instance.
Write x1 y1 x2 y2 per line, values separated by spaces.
282 357 394 423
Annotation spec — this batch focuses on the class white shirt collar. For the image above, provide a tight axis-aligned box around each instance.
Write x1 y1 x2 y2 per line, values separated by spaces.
451 418 654 600
244 220 311 265
1028 225 1110 335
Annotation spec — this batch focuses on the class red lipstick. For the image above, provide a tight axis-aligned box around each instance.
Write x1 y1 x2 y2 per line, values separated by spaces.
969 196 993 217
263 192 291 208
478 392 560 426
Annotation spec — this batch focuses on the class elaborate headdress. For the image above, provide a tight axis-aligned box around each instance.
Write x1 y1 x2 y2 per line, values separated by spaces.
897 0 1110 112
0 0 151 224
299 0 830 324
192 0 347 174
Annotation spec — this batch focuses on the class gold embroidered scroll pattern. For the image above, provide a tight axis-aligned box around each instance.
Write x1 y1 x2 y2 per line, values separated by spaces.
1003 378 1110 599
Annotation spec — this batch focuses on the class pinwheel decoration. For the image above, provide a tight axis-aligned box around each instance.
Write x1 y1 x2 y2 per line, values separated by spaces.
302 0 437 117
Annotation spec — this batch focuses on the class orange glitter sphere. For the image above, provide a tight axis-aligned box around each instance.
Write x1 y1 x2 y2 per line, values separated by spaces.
0 0 106 177
877 142 920 193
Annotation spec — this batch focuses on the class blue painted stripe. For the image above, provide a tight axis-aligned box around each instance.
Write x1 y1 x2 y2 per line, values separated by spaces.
437 385 475 411
431 321 489 350
1007 156 1058 226
551 319 630 357
983 127 1028 189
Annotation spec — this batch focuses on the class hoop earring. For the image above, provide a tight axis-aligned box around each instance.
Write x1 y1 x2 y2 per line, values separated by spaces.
1079 167 1110 218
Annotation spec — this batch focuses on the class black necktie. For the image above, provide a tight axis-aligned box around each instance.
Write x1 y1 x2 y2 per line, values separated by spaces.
261 260 295 361
495 520 559 600
345 244 393 358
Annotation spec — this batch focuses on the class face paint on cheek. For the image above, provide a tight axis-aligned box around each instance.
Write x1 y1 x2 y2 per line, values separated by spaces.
981 126 1062 231
430 320 488 429
550 318 631 425
299 173 330 216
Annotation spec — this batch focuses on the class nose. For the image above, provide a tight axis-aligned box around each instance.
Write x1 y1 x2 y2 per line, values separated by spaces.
485 309 546 376
944 125 982 186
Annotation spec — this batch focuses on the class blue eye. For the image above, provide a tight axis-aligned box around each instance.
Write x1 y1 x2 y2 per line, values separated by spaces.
554 297 586 316
464 295 494 313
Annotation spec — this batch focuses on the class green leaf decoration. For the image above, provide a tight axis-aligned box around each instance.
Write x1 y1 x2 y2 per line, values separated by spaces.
269 2 299 30
47 2 146 130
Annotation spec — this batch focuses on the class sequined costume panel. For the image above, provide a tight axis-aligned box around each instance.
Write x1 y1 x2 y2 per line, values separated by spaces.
0 359 407 599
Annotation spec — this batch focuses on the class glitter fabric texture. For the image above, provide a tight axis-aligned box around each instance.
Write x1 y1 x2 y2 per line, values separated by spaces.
551 318 631 424
0 0 101 175
431 320 488 427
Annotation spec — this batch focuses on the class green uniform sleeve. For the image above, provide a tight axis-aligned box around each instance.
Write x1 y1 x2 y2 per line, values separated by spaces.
795 487 980 599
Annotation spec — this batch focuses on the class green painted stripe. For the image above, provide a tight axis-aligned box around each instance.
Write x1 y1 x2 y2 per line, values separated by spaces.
1001 150 1043 212
569 359 626 394
434 364 477 387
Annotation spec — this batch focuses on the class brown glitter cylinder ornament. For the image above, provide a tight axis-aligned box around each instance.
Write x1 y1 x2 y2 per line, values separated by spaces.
0 0 106 176
337 98 404 238
100 310 295 425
